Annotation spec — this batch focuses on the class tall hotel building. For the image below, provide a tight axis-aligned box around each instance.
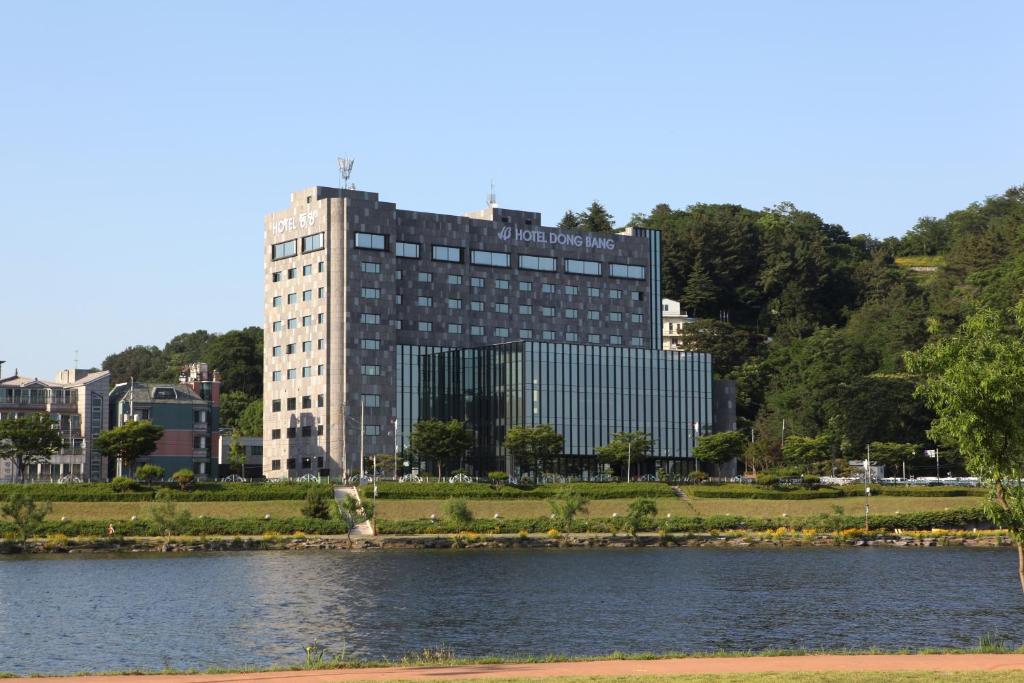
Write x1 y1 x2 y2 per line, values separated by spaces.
264 187 717 480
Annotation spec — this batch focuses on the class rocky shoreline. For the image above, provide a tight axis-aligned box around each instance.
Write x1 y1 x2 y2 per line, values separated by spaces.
0 530 1014 554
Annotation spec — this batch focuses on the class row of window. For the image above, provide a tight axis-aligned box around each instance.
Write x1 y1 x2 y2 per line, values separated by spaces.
270 394 325 411
270 425 324 439
271 287 325 307
271 233 324 261
353 232 645 279
272 339 325 356
270 456 324 471
272 260 324 282
271 313 324 331
386 296 644 322
362 321 647 345
270 366 324 381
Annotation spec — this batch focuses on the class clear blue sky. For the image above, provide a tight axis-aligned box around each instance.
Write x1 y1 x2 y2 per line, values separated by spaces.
2 1 1021 378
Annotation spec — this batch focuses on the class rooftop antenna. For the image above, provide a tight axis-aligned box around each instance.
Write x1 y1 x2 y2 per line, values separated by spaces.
337 157 355 190
487 179 498 209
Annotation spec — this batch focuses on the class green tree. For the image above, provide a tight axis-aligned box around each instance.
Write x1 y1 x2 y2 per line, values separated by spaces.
443 498 473 526
579 201 615 233
94 420 164 476
227 435 247 476
134 463 165 483
0 490 52 545
235 399 262 437
556 210 580 231
625 497 658 535
906 301 1024 592
0 413 64 482
408 419 474 478
868 442 917 477
301 486 334 520
693 431 746 465
548 488 589 531
680 254 718 317
503 424 564 477
595 431 653 480
673 320 764 378
149 489 192 537
219 390 255 429
101 345 166 385
171 468 196 489
781 435 831 470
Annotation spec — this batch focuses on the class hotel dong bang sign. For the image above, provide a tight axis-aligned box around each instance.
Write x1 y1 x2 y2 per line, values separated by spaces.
270 210 319 236
497 225 616 251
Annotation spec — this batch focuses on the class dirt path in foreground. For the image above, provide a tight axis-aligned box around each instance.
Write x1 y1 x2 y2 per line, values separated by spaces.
17 654 1024 682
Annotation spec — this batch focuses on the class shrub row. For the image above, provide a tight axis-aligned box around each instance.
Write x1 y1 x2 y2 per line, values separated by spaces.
364 481 675 500
375 508 991 535
838 485 984 498
0 515 349 538
689 484 985 500
0 482 332 502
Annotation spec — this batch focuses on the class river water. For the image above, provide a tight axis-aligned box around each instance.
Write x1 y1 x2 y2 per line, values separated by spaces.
1 547 1022 675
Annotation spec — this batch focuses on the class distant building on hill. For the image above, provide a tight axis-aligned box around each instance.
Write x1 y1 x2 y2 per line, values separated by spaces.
661 298 697 350
107 363 222 480
0 367 111 482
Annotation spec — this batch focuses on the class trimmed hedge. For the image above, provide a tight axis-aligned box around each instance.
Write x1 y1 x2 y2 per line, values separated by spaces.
689 484 985 500
364 482 676 500
0 482 333 502
375 508 991 535
0 516 349 537
838 485 984 498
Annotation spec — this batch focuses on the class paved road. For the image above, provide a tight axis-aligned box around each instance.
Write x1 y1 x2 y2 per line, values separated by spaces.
19 654 1024 682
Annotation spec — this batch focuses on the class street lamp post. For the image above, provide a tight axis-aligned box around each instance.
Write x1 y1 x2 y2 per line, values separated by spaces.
626 441 631 484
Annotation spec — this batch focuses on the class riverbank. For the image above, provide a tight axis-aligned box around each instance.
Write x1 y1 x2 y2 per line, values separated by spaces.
14 653 1024 681
1 529 1015 554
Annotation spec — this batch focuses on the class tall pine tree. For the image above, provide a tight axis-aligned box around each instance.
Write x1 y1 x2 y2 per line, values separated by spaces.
579 201 615 233
680 255 717 317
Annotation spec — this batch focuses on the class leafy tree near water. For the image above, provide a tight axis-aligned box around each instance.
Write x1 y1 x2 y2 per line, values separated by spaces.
548 488 589 531
906 301 1024 593
1 490 52 545
94 420 164 475
595 431 653 479
503 424 564 477
0 413 64 483
409 419 474 478
693 431 747 466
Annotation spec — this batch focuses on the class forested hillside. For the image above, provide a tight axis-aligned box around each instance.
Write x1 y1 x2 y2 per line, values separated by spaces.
102 187 1023 473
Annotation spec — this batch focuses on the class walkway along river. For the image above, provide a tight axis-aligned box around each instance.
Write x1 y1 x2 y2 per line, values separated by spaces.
1 546 1022 676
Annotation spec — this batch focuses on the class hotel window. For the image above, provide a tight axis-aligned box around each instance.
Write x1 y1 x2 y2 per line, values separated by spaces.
360 339 381 350
272 370 282 381
286 368 297 379
301 426 312 438
317 394 324 407
494 279 509 289
360 313 381 324
565 332 578 342
272 321 282 331
362 393 381 408
302 395 312 409
361 287 380 299
302 289 313 301
302 233 324 253
286 427 296 438
518 254 556 272
541 283 555 294
519 329 532 339
631 291 644 301
354 232 386 250
609 289 623 299
286 343 295 354
608 311 623 322
448 323 463 334
631 313 644 323
317 364 324 375
564 308 578 319
395 270 403 280
631 337 645 347
361 261 381 273
518 281 532 292
271 429 281 440
271 399 281 412
471 277 484 288
302 340 312 352
395 294 402 305
431 245 462 262
271 239 297 260
287 397 296 410
362 365 381 376
494 327 509 338
588 287 601 297
271 459 281 470
610 263 646 279
494 302 509 313
288 267 297 279
542 330 556 340
272 345 283 357
395 241 420 258
564 285 579 296
365 425 381 436
416 296 432 307
318 261 324 272
272 271 281 282
610 335 623 345
565 258 602 276
417 272 433 283
470 325 484 336
471 249 511 267
302 366 312 377
317 338 324 349
418 321 432 332
286 458 295 468
287 293 298 304
272 296 282 307
587 334 601 344
318 286 324 298
447 298 462 309
447 274 462 285
300 315 310 327
519 304 532 315
303 264 312 276
541 306 555 317
587 310 600 320
470 301 484 311
390 319 402 330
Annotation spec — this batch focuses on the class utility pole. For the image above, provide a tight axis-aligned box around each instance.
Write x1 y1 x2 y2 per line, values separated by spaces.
864 444 871 533
359 399 365 481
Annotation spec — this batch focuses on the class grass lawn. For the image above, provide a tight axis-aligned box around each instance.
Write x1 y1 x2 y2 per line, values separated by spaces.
375 496 978 521
360 674 1018 682
45 500 304 521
